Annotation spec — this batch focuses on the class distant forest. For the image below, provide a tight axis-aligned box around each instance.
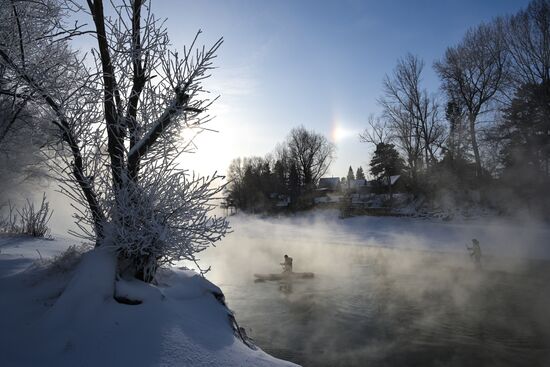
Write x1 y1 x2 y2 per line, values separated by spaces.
225 0 550 218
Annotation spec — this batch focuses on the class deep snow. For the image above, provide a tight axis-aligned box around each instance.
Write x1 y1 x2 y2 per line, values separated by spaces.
0 235 297 367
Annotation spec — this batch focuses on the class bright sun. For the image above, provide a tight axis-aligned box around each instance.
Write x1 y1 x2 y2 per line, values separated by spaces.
331 123 353 143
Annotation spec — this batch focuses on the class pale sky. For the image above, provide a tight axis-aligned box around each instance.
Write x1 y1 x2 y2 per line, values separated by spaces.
75 0 529 179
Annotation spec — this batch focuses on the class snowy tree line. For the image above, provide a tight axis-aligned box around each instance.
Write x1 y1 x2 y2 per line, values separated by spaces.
0 0 229 280
225 126 335 212
361 0 550 216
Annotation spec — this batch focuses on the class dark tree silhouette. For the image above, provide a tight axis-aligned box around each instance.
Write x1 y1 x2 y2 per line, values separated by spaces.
286 126 335 189
356 166 365 180
498 82 550 177
370 143 404 204
505 0 550 87
380 54 443 178
435 22 508 179
347 166 355 181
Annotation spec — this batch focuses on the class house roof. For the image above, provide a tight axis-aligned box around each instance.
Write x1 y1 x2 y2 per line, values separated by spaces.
377 175 401 186
390 175 400 185
384 175 400 186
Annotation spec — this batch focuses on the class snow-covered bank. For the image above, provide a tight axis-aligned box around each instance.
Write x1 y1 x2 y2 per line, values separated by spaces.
0 235 297 367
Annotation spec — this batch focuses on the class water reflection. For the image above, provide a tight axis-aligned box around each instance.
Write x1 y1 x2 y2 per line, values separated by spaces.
279 280 293 295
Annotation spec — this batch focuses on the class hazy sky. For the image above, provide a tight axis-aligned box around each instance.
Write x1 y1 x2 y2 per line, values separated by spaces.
77 0 530 179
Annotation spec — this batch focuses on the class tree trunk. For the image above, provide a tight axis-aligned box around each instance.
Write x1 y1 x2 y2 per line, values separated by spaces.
468 113 482 179
387 175 393 209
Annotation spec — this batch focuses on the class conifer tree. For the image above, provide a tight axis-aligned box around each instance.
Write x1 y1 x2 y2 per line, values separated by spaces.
356 166 365 180
370 143 404 204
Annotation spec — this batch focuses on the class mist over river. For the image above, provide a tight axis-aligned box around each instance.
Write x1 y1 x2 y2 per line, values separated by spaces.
198 211 550 367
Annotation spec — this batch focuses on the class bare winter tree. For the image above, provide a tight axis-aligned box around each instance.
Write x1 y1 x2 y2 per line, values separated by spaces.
380 53 444 179
435 21 509 179
359 114 391 147
0 0 229 281
505 0 550 87
286 126 335 189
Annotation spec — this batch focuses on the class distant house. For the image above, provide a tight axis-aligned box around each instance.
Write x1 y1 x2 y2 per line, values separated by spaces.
313 192 343 205
275 194 291 208
372 174 404 193
318 177 340 190
349 192 377 207
346 179 367 189
315 177 343 206
268 192 290 208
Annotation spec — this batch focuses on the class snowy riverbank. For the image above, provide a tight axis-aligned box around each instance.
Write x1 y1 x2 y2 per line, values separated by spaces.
0 235 297 367
2 211 548 366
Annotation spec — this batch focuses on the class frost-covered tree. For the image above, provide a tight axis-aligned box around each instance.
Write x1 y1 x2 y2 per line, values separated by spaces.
0 0 229 281
0 0 66 200
0 100 50 201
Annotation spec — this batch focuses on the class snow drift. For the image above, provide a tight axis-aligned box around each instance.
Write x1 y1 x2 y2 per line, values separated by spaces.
0 235 296 367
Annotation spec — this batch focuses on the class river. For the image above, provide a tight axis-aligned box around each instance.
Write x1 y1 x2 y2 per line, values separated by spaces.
200 212 550 367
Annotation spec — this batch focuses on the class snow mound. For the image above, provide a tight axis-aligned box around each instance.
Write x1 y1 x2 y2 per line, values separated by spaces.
0 236 297 367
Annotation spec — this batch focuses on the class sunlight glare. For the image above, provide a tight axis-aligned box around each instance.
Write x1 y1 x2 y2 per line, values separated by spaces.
331 121 354 143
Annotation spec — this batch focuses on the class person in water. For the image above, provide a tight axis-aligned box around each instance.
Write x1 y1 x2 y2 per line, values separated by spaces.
467 238 482 268
281 254 293 273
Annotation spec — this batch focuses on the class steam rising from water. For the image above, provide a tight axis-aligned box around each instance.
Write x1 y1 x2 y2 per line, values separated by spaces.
201 210 550 281
197 210 550 367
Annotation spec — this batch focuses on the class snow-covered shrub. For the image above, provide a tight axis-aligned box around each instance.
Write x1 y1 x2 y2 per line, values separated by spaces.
48 243 92 273
18 193 53 237
102 167 229 282
0 193 52 237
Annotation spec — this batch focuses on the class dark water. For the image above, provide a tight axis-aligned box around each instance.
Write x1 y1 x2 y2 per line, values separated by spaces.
216 248 550 367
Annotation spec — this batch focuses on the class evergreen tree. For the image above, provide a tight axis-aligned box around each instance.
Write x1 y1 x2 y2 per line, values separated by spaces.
346 166 355 189
498 82 550 177
356 166 365 180
494 82 550 207
370 143 404 204
347 166 355 181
